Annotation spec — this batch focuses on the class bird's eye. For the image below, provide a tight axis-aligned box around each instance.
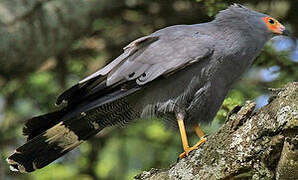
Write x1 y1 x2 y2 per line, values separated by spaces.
268 19 275 24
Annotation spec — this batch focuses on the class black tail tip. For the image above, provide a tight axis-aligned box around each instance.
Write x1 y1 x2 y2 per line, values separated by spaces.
6 151 37 173
6 157 28 173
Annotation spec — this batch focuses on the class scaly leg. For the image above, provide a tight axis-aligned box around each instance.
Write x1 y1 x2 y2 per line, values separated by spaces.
177 114 190 158
192 124 206 149
177 116 206 159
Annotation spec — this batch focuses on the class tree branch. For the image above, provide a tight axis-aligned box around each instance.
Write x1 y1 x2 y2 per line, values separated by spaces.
136 82 298 180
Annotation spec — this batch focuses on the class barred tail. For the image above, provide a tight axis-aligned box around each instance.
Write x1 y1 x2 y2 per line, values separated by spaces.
7 85 139 173
23 110 66 141
7 114 104 173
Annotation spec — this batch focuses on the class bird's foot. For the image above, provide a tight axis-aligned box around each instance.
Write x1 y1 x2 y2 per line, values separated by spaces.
178 137 206 159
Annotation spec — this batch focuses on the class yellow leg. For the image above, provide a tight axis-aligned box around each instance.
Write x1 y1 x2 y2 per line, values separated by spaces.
192 124 206 150
177 114 190 156
194 124 205 138
177 117 206 159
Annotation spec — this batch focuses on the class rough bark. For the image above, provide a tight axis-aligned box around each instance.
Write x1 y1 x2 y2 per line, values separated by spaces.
0 0 121 78
135 82 298 180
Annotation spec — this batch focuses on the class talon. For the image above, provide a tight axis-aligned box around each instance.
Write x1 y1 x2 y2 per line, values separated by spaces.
178 138 206 159
179 151 187 159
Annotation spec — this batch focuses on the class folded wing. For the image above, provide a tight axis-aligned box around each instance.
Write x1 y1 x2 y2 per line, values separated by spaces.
56 30 214 107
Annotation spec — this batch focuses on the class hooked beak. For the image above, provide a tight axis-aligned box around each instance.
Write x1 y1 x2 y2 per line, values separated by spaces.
280 25 290 36
281 29 290 36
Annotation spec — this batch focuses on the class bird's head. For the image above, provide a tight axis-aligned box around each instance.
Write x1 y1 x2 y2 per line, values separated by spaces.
261 16 290 36
214 4 290 39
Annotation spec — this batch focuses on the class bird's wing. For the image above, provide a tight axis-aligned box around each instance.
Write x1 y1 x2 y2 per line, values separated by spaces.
56 35 158 106
79 35 159 84
56 31 214 106
104 32 215 86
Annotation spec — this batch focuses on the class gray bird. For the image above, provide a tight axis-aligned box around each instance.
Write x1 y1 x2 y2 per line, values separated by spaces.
7 4 289 173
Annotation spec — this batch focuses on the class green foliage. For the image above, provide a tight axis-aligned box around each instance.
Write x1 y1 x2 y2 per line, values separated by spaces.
197 0 227 17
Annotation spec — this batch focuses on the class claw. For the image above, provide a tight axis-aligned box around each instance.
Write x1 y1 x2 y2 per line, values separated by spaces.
178 137 206 159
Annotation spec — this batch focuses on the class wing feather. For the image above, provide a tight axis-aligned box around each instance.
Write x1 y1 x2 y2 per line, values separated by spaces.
57 27 214 106
56 36 158 105
80 35 159 84
107 33 214 85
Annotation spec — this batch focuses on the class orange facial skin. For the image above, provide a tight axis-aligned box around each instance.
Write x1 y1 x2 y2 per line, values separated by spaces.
262 16 286 35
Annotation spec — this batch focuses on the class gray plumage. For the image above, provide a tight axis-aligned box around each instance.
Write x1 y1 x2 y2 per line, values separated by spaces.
7 4 289 173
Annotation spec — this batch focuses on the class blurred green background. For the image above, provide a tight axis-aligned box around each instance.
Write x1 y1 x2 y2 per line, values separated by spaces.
1 0 297 179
